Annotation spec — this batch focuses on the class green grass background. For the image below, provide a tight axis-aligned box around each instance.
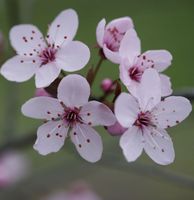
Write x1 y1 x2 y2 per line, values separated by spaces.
0 0 194 199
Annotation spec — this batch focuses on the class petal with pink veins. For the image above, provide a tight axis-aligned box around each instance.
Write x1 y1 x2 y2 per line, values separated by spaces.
21 97 63 120
132 68 161 111
47 9 78 47
58 74 90 107
143 50 172 72
10 24 46 56
35 62 61 88
143 127 175 165
96 18 106 47
115 93 139 128
120 126 144 162
70 124 103 163
119 29 141 64
55 41 90 72
34 121 68 155
152 96 192 129
160 74 172 96
80 101 116 127
1 55 38 82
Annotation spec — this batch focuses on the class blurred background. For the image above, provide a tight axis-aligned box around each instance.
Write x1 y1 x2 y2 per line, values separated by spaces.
0 0 194 199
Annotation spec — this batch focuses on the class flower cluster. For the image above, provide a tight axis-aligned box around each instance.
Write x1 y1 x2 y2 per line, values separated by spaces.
0 9 192 165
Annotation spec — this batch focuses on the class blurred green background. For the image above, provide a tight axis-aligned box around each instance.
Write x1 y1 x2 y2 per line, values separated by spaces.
0 0 194 199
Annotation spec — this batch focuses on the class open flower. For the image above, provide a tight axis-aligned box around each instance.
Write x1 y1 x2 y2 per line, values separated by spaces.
22 74 116 163
115 69 192 165
1 9 90 88
119 29 173 96
96 17 133 63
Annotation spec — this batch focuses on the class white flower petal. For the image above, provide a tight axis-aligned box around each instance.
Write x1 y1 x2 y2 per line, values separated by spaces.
21 97 63 120
0 55 38 82
35 62 61 88
103 44 121 64
132 68 161 111
57 74 90 107
70 124 103 163
143 50 172 72
10 24 46 56
106 17 134 33
160 74 172 96
120 126 144 162
34 121 68 155
96 18 106 47
80 101 116 126
115 93 139 128
143 127 175 165
119 29 141 63
47 9 78 47
56 41 90 72
152 96 192 129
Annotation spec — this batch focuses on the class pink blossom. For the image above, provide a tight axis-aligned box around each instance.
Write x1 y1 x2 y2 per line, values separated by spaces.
96 17 133 63
0 151 29 187
35 88 51 97
100 78 115 92
22 74 116 163
119 29 173 97
115 69 192 165
1 9 90 88
44 181 101 200
107 120 127 136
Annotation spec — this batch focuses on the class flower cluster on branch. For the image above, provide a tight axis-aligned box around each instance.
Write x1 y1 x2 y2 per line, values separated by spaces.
0 9 192 165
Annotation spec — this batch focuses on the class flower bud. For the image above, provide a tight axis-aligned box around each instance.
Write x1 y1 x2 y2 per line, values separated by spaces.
101 78 115 92
107 121 127 136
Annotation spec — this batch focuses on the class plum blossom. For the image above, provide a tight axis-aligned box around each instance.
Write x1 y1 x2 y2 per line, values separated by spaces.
107 121 127 136
119 29 173 97
0 151 30 187
115 69 192 165
35 88 51 97
1 9 90 88
22 74 116 163
96 17 133 63
44 181 101 200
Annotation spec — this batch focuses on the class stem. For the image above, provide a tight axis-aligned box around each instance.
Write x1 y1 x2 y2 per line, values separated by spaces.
90 57 104 87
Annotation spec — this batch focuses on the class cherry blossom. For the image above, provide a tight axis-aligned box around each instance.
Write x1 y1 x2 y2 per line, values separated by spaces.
115 69 192 165
22 74 116 163
1 9 90 88
44 181 101 200
0 151 30 187
119 29 173 97
107 120 127 136
96 17 133 63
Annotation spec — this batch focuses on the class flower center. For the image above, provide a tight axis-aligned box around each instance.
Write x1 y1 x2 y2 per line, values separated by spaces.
39 46 57 65
105 27 125 52
128 66 143 82
134 111 152 129
63 107 82 127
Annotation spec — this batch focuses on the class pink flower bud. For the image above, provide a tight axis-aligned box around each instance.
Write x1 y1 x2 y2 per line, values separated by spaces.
101 78 115 92
107 121 127 136
35 88 51 97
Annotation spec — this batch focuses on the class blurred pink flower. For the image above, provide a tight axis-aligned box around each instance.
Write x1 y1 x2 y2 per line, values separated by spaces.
0 151 30 187
115 69 192 165
100 78 115 92
35 88 51 97
107 121 127 136
1 9 90 88
44 181 101 200
22 74 116 162
119 29 172 97
96 17 133 63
